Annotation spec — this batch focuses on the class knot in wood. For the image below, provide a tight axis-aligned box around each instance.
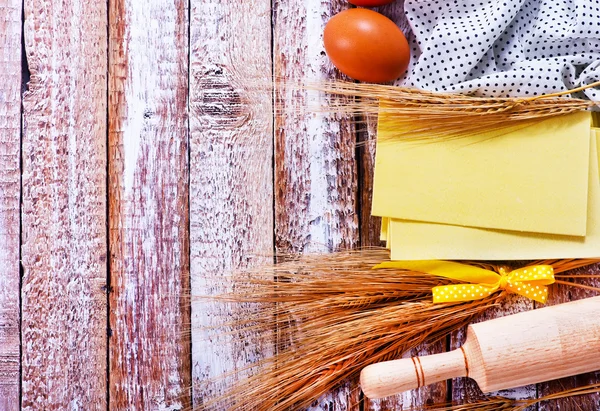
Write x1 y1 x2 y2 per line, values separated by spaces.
192 66 250 129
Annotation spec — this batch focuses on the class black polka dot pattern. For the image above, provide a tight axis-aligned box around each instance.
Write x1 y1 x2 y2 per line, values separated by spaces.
403 0 600 100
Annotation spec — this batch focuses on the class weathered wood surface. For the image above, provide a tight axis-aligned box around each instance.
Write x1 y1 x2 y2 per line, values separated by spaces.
21 0 108 409
189 0 274 408
0 1 21 410
2 1 599 410
108 0 190 409
274 0 360 409
274 0 358 255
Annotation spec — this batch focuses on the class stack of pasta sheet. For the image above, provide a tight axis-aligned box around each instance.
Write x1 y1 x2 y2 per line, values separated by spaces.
373 111 600 260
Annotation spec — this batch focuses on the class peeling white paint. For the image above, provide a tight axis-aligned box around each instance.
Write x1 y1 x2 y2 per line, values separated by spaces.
120 0 179 196
305 0 333 253
19 0 109 408
0 6 20 408
189 0 274 407
121 0 148 195
110 0 189 409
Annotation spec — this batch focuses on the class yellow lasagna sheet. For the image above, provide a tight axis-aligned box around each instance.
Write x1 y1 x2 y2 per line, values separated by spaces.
373 112 591 236
387 131 600 260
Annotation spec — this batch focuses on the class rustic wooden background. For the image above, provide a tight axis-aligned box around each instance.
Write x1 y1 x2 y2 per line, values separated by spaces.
1 0 599 410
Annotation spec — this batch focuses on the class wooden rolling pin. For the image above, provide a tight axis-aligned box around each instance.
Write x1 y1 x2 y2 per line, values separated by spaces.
360 296 600 399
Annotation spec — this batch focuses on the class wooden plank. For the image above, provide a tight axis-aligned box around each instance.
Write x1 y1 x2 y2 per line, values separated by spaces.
108 0 190 409
358 118 382 248
273 0 359 408
537 264 600 411
189 0 274 407
20 0 108 409
359 4 448 410
0 1 21 409
274 0 358 255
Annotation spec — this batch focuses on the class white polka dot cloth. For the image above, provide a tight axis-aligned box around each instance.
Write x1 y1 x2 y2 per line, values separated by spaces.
403 0 600 100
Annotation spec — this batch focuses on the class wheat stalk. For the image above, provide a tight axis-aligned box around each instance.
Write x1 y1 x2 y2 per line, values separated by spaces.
196 250 600 410
302 80 600 139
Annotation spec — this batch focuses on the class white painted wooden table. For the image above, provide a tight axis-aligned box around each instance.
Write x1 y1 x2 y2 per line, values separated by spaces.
1 0 599 409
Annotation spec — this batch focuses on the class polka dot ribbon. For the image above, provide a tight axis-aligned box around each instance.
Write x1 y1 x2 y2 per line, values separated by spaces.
373 260 554 304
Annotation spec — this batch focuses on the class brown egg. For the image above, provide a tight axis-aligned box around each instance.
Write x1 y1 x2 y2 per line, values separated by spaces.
324 8 410 83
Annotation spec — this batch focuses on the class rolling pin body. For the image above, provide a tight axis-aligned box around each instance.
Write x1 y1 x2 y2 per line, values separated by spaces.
361 296 600 399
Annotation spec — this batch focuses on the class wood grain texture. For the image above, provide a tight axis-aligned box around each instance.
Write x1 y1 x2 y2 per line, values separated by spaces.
537 264 600 411
274 0 360 408
364 344 448 411
21 0 108 409
189 0 274 407
0 1 21 410
274 0 358 255
451 294 535 408
360 4 448 410
108 0 190 409
358 120 382 249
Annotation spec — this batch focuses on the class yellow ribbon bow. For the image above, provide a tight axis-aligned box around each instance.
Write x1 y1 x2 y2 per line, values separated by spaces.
373 260 554 303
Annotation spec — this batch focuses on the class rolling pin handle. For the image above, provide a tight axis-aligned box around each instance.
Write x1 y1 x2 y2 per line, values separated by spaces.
360 348 468 399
